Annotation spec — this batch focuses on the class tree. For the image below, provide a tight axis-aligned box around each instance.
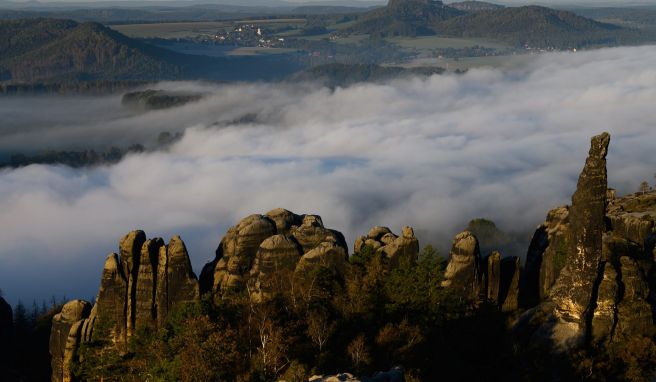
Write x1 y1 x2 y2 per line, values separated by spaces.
640 181 650 195
13 301 29 336
250 303 288 378
307 310 335 353
173 316 241 382
347 334 370 373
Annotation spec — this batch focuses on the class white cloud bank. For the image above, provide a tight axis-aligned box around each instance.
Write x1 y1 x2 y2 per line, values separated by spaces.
2 45 656 304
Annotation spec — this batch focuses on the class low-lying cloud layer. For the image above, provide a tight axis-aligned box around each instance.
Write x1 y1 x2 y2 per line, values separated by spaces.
2 46 656 304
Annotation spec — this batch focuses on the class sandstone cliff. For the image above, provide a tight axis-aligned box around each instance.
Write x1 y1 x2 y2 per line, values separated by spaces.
49 233 199 382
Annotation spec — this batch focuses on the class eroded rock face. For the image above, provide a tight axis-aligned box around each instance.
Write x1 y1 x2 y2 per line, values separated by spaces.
442 231 481 301
50 300 92 382
614 256 654 341
591 262 618 345
354 225 420 269
485 251 501 304
550 133 610 335
51 232 200 382
521 206 570 308
249 235 303 302
500 257 520 313
161 236 200 321
200 210 349 301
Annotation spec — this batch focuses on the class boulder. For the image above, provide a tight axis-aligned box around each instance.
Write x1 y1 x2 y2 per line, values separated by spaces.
354 226 419 269
296 240 348 275
291 215 347 254
367 226 393 241
265 208 303 235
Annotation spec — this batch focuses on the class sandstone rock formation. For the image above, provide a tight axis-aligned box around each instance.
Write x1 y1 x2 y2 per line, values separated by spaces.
50 300 92 382
443 235 520 311
441 231 481 301
308 366 404 382
548 132 610 344
353 225 420 269
516 132 656 351
200 209 348 301
50 232 199 382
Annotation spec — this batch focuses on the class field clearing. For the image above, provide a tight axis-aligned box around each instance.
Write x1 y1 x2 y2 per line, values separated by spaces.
387 36 511 50
112 19 306 38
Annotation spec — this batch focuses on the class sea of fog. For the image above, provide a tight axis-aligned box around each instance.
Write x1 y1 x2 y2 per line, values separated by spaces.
1 45 656 305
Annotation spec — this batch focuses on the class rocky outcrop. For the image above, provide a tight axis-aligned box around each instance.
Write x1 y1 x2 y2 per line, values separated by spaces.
548 132 610 343
308 366 404 382
51 232 199 382
0 296 13 363
353 226 420 269
50 300 92 382
442 231 481 301
201 209 348 301
515 133 656 352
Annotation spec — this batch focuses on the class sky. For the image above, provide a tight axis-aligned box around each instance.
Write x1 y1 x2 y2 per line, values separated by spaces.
2 46 656 306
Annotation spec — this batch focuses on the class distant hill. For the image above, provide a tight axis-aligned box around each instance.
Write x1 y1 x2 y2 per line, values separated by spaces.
0 18 187 83
437 6 631 48
0 18 302 84
349 0 464 37
349 0 642 48
448 1 503 12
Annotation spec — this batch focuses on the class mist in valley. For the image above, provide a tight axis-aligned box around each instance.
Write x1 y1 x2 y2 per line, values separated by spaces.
2 45 656 304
